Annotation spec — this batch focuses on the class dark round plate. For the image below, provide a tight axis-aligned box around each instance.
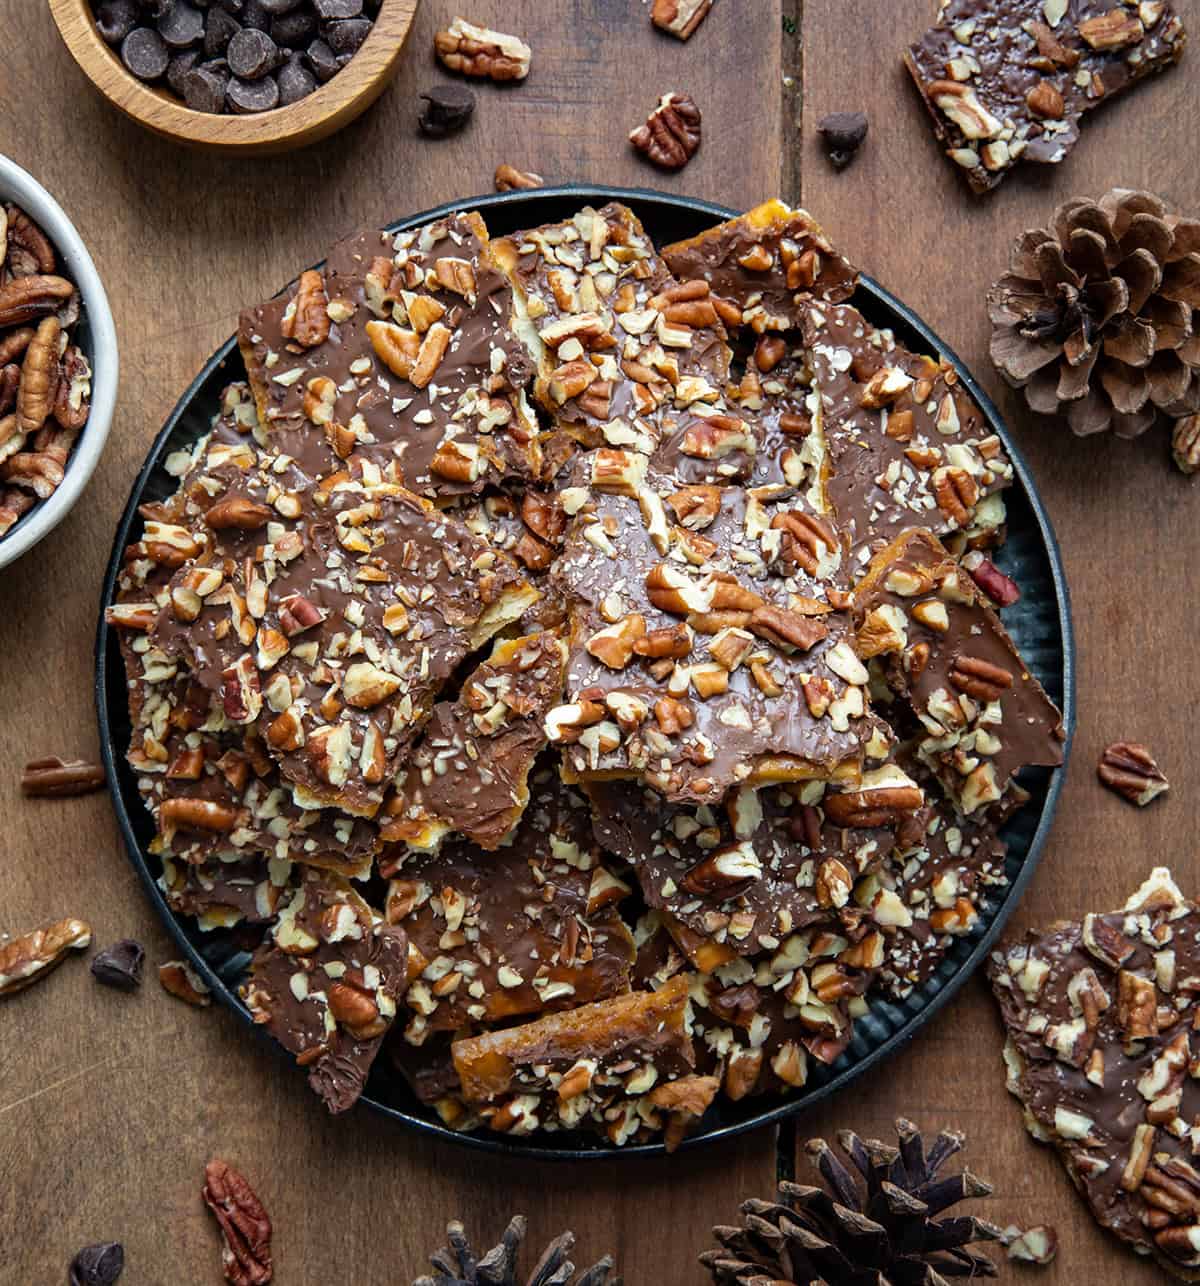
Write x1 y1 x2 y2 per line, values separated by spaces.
96 185 1075 1159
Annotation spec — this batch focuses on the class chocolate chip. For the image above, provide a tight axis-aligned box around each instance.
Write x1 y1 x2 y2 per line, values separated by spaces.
95 0 139 44
305 36 338 80
258 0 302 10
227 72 280 112
277 53 316 103
69 1242 124 1286
816 110 869 169
90 939 146 991
165 47 201 94
324 15 369 54
204 6 240 56
121 26 170 78
183 64 229 110
227 26 279 76
418 83 475 137
240 0 269 30
157 0 205 47
312 0 361 16
138 0 174 20
271 8 315 46
215 0 245 13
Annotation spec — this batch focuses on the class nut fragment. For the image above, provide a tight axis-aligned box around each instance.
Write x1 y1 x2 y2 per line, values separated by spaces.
651 0 712 39
1004 1225 1058 1265
629 92 702 171
158 959 212 1007
202 1159 273 1286
20 755 105 797
1078 9 1145 49
0 916 91 997
494 163 544 192
1172 414 1200 475
1098 741 1169 806
962 554 1020 607
434 17 531 81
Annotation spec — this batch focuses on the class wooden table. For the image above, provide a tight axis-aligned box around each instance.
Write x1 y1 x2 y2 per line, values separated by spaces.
0 1 1195 1280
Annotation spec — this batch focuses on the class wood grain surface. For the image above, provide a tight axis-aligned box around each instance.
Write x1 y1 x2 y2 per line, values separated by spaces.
0 0 1196 1281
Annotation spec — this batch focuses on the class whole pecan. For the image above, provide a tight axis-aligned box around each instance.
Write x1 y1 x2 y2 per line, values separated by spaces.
1097 740 1169 806
630 92 702 171
202 1159 273 1286
0 916 91 997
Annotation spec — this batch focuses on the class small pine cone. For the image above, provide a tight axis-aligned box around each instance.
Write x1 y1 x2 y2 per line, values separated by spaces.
700 1118 1005 1284
989 188 1200 438
414 1216 619 1286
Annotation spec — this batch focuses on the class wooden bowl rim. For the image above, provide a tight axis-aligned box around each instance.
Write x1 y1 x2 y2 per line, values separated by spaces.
47 0 419 151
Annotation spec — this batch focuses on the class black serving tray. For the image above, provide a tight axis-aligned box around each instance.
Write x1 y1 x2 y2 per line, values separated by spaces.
95 186 1075 1159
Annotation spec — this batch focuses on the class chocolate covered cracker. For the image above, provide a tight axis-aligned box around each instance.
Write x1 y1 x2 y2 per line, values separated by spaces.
906 0 1186 194
854 529 1064 814
385 630 567 851
662 199 859 332
239 213 543 501
989 869 1200 1280
242 868 410 1114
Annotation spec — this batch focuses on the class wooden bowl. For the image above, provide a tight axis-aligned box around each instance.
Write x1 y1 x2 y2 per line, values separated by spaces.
48 0 418 155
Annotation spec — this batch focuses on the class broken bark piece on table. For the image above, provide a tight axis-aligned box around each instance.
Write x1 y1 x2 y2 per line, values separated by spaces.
904 0 1187 195
802 300 1013 571
241 867 409 1113
450 974 716 1147
382 767 635 1041
988 868 1200 1281
490 202 734 454
853 529 1064 815
238 216 544 502
547 453 878 804
384 630 567 852
661 198 859 332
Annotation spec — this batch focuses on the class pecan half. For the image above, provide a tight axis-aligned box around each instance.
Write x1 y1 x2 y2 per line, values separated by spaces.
15 315 59 435
1098 741 1169 807
281 270 330 349
20 755 105 797
202 1159 273 1286
0 916 91 997
948 654 1012 702
962 553 1020 607
434 17 531 81
747 603 827 653
630 92 702 170
823 780 923 828
205 496 272 530
0 274 74 327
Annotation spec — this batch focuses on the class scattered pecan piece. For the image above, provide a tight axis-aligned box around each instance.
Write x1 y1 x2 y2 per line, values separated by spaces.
1172 414 1200 475
629 92 702 170
20 755 106 797
651 0 712 40
962 552 1020 607
494 163 544 191
69 1241 124 1286
202 1159 273 1286
817 110 869 168
0 916 91 997
1004 1224 1058 1265
91 939 145 991
158 959 213 1007
1098 741 1169 806
434 17 531 81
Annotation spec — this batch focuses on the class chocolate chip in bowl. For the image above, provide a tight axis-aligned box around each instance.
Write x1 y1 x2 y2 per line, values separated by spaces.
48 0 418 153
96 186 1072 1158
0 156 116 572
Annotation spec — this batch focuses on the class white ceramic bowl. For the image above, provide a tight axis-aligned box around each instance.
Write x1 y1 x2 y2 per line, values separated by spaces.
0 154 118 570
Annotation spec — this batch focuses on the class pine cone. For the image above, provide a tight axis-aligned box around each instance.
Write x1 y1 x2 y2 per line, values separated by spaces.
989 188 1200 439
700 1119 1005 1284
414 1216 620 1286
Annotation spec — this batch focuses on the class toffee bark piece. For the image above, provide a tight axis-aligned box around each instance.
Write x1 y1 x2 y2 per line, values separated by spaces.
382 769 635 1039
661 198 859 332
988 869 1200 1281
159 851 293 929
802 301 1013 570
854 529 1064 815
588 773 909 959
385 630 567 851
548 453 876 803
905 0 1186 195
238 215 543 502
149 438 537 817
490 203 734 453
241 867 409 1114
451 974 713 1147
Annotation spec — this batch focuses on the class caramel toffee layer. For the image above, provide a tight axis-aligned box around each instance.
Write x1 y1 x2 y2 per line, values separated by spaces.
108 198 1064 1143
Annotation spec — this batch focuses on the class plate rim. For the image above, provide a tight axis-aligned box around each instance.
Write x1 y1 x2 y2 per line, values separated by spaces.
95 183 1076 1160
